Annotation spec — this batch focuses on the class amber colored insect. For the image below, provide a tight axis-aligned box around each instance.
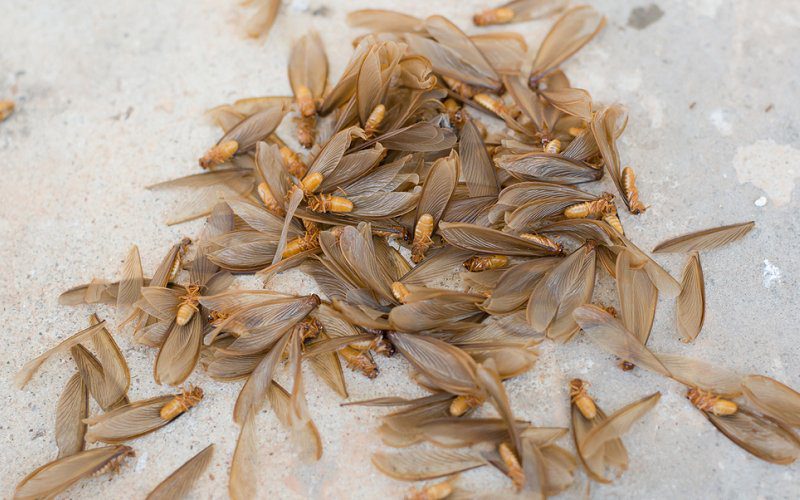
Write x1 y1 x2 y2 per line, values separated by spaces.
687 388 738 416
96 447 136 475
602 205 624 235
169 237 192 282
568 126 585 137
300 172 324 194
282 231 320 258
199 140 239 169
280 146 308 178
620 361 636 371
258 182 286 216
160 386 204 420
295 85 316 118
545 138 562 154
443 76 477 99
392 281 411 303
449 394 483 417
519 233 563 254
570 379 597 420
365 103 386 137
498 441 524 490
176 285 201 326
0 99 14 122
411 213 434 264
296 317 323 342
339 346 378 379
474 93 516 117
369 335 396 357
406 477 456 500
209 310 229 325
564 193 614 219
296 115 316 149
473 7 515 26
463 255 509 272
307 193 354 213
622 166 647 214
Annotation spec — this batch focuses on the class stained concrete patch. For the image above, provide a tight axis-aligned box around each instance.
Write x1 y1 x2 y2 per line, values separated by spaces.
628 4 665 29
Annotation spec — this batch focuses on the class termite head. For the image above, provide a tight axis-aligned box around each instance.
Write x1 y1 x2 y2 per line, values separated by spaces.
473 7 515 26
199 140 239 169
687 388 738 416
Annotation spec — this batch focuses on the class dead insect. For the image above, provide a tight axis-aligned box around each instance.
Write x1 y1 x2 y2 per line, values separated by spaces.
473 0 567 27
258 182 286 216
289 31 328 147
473 6 515 26
405 475 458 500
14 445 135 500
300 172 324 194
443 76 478 99
518 233 563 254
392 281 411 303
687 388 738 416
296 115 316 148
307 193 354 213
621 167 646 214
160 386 205 420
473 93 516 118
277 143 308 178
282 221 321 258
564 193 614 219
412 213 435 263
602 205 624 235
146 444 214 500
569 379 597 419
544 138 562 154
463 255 509 272
365 103 386 137
449 394 483 417
199 140 239 169
498 441 524 490
0 99 14 122
339 346 378 378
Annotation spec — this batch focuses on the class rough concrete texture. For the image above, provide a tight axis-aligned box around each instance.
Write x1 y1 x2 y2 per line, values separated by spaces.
1 0 799 498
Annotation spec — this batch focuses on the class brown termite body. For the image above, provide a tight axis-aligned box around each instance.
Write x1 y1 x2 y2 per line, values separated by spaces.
564 193 614 219
411 213 434 263
449 395 483 417
498 442 524 490
199 140 239 169
258 182 286 216
463 255 509 272
519 233 563 254
307 193 354 213
365 104 386 137
160 386 204 421
473 7 515 26
622 166 647 214
687 388 738 416
176 285 201 326
570 379 597 420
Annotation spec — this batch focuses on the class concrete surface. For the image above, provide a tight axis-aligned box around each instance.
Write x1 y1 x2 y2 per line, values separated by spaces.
1 0 799 498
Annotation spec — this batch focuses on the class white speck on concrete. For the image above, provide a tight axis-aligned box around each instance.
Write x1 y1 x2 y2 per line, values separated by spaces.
762 260 782 288
710 109 733 135
733 139 799 206
754 196 767 207
641 95 664 128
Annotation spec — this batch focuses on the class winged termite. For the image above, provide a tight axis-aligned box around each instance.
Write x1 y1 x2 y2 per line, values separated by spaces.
289 31 328 147
652 221 755 253
14 445 135 500
495 152 604 184
56 372 89 458
675 252 705 343
570 382 660 483
474 0 567 26
563 193 614 219
615 249 658 352
199 106 285 168
439 222 563 257
146 444 214 500
528 6 606 86
463 254 509 272
406 475 458 500
84 387 203 443
71 316 130 411
620 167 647 214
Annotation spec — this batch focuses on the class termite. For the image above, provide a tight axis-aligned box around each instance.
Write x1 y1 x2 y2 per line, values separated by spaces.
307 193 354 213
364 104 386 137
687 388 738 416
176 285 201 326
296 115 316 149
282 231 320 258
295 85 317 118
411 213 434 263
498 442 524 490
296 317 323 342
280 146 308 178
602 205 624 235
569 379 597 420
519 233 563 254
199 140 239 169
463 255 509 272
442 77 477 99
94 447 136 476
564 193 614 219
473 7 515 26
621 166 647 214
0 100 14 122
159 386 204 421
544 139 562 154
169 237 192 282
339 346 378 379
474 93 516 117
391 281 411 303
300 172 324 194
406 476 456 500
449 394 483 417
257 182 286 216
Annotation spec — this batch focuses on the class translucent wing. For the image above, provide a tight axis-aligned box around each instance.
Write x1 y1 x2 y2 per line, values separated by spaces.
495 152 603 184
14 445 133 500
116 245 144 324
580 392 660 457
233 332 293 424
84 395 174 443
346 10 424 32
616 249 658 346
388 332 480 395
154 313 204 386
459 119 499 197
652 221 755 253
146 444 214 500
55 373 88 459
706 409 800 465
372 449 487 480
675 252 705 343
288 30 327 99
439 222 563 256
417 150 460 226
229 410 258 500
741 375 800 428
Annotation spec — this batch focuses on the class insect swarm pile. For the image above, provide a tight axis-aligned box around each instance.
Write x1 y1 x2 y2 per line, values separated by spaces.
12 2 800 499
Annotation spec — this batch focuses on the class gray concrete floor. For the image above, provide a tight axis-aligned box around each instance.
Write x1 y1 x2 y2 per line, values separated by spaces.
1 0 799 498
